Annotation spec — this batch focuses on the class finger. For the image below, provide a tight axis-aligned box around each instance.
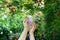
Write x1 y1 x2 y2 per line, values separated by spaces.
32 22 36 29
32 21 35 27
23 18 28 24
25 18 28 23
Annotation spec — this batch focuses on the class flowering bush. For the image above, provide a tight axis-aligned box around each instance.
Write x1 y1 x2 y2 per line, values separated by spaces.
0 0 60 40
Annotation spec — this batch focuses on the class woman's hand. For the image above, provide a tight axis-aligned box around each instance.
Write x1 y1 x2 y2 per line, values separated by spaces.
29 21 36 40
18 19 29 40
23 18 29 31
29 21 36 34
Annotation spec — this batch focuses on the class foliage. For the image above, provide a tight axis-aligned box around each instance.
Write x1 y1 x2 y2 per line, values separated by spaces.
0 0 60 40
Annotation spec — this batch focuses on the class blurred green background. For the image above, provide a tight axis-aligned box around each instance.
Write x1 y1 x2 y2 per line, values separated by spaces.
0 0 60 40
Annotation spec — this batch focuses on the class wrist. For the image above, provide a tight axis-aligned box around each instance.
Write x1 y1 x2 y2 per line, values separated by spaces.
29 32 34 35
24 28 28 32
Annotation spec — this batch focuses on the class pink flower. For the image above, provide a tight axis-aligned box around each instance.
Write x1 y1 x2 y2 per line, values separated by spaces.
28 15 33 22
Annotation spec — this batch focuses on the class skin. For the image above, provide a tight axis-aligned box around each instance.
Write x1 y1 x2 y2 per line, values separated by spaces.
29 21 36 40
18 18 36 40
